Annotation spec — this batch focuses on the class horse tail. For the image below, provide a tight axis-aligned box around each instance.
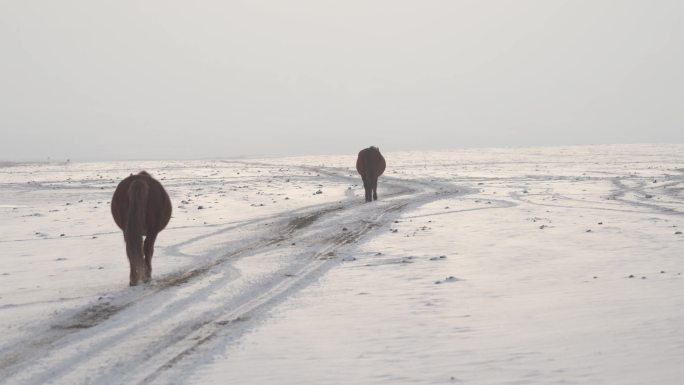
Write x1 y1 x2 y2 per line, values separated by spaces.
363 150 377 187
126 180 148 272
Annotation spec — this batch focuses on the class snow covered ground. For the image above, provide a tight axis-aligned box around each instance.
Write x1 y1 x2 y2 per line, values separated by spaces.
1 144 683 385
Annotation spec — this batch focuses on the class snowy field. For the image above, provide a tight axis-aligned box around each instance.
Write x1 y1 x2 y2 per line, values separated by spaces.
1 144 683 385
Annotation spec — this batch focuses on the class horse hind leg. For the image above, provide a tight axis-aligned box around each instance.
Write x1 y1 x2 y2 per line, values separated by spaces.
372 177 378 201
361 175 372 202
126 236 146 286
143 232 158 283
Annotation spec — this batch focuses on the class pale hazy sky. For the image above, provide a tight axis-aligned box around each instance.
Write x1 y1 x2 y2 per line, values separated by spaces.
1 0 683 161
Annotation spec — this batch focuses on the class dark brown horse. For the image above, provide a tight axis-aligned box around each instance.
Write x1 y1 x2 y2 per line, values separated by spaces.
111 171 172 286
356 146 386 202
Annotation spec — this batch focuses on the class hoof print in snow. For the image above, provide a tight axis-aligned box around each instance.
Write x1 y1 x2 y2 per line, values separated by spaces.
375 252 383 256
314 190 323 195
585 229 592 233
390 229 398 233
627 274 635 278
197 205 204 210
55 257 67 261
429 255 447 261
675 231 682 235
342 227 348 231
342 256 356 262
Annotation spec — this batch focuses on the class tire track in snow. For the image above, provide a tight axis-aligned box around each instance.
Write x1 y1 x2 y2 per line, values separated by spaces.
0 201 353 377
0 164 464 385
134 202 409 385
500 175 684 217
609 177 684 216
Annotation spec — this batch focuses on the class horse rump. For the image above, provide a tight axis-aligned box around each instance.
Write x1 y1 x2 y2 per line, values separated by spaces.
356 146 386 202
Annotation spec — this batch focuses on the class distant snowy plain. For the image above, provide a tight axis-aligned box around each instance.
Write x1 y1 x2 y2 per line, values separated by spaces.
1 144 683 385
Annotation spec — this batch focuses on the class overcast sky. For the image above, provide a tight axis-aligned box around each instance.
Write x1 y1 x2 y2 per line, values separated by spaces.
1 0 683 161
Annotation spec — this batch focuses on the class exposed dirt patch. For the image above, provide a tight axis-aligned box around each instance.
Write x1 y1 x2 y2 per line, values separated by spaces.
53 302 128 330
286 206 343 232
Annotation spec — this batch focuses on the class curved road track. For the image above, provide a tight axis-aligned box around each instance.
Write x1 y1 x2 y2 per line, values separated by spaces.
0 163 470 385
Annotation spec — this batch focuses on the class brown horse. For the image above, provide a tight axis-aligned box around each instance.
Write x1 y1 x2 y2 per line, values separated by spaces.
111 171 172 286
356 146 386 202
